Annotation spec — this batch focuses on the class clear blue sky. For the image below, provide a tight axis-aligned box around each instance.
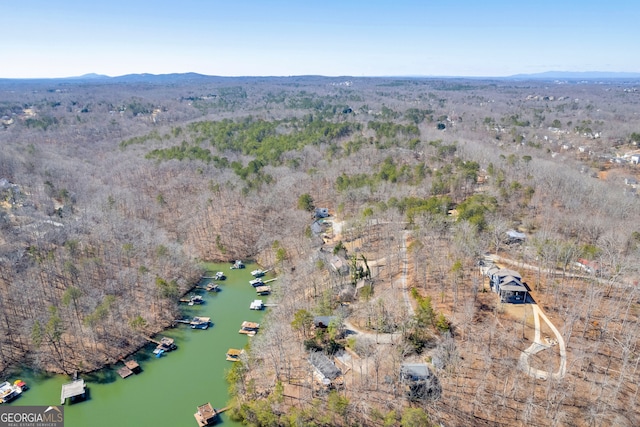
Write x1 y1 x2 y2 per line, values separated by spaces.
1 0 638 78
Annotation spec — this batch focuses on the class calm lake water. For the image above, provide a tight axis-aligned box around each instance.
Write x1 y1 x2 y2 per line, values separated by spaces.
5 262 268 427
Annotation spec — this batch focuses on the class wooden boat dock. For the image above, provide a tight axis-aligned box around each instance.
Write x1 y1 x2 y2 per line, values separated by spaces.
251 268 270 277
226 348 245 361
230 259 245 269
239 321 260 336
60 379 86 405
190 316 211 329
194 284 219 292
148 336 177 356
180 295 204 305
117 366 133 378
255 285 271 295
194 402 219 427
118 359 141 378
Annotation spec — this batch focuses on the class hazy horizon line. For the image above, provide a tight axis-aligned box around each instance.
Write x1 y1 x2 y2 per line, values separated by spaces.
2 70 640 81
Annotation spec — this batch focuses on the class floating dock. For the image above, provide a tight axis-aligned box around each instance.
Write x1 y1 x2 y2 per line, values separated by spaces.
250 299 264 310
191 317 211 329
149 336 177 356
255 285 271 295
118 359 141 378
251 268 270 277
194 402 219 427
231 260 245 269
117 366 133 379
239 321 260 336
226 348 245 362
251 277 276 287
180 295 204 305
60 379 86 405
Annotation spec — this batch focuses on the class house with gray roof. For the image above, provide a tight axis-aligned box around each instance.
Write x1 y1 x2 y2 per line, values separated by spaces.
309 352 341 388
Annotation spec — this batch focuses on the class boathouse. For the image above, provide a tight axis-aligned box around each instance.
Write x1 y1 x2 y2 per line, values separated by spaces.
239 321 260 336
194 402 218 427
226 348 245 362
255 285 271 295
190 317 211 329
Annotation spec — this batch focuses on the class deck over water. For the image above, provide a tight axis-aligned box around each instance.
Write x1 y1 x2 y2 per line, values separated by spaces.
60 379 85 404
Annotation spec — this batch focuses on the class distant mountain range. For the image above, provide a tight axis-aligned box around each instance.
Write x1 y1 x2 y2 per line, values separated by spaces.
506 71 640 80
2 71 640 83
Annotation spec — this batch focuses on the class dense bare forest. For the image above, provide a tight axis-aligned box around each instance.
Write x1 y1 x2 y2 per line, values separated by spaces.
1 75 639 426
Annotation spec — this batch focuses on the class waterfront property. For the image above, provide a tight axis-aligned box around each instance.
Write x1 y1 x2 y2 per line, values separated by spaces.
231 260 245 269
117 366 133 379
239 321 260 336
60 379 86 405
251 268 269 278
226 348 245 362
190 317 211 329
255 285 271 295
194 402 219 427
249 277 264 286
205 283 220 292
250 299 264 310
152 336 177 356
181 295 205 305
8 261 266 426
118 360 141 378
